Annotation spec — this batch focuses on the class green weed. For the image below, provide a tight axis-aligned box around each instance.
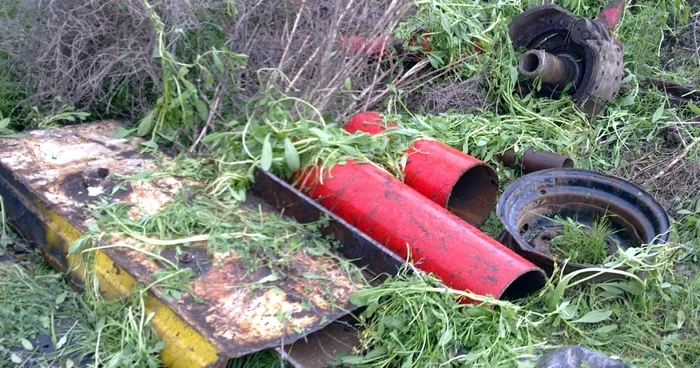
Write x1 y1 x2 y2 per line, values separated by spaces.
0 260 163 367
344 242 698 367
548 216 618 265
227 350 288 368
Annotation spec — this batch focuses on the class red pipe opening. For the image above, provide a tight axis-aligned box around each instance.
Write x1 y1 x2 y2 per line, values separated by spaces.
296 160 545 300
345 112 498 228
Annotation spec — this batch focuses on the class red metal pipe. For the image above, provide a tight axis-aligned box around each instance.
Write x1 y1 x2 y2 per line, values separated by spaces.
345 112 498 228
338 36 394 57
337 35 432 58
296 160 545 300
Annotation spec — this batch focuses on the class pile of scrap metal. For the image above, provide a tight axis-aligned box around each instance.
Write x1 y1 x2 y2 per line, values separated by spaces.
340 110 668 368
349 1 627 118
0 2 671 368
342 111 670 281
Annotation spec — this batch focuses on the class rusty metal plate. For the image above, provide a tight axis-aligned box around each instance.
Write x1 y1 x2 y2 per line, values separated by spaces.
0 121 371 366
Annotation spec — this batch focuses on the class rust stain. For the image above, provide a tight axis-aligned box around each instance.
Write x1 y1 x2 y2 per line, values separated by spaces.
0 121 364 361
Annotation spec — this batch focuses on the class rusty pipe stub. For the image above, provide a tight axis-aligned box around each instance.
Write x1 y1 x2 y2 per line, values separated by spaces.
518 49 578 88
509 3 625 117
498 148 574 173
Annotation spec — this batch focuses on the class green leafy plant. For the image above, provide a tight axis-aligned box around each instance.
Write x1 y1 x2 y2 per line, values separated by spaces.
0 260 164 367
548 216 619 265
135 1 246 148
27 104 90 130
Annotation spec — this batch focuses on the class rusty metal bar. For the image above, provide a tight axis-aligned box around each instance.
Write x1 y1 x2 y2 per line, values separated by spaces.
252 169 404 276
498 147 574 173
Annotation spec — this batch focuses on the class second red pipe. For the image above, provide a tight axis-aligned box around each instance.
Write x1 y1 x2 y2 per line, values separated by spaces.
344 112 498 227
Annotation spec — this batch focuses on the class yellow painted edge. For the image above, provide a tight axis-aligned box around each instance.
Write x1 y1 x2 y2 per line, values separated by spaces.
37 202 222 368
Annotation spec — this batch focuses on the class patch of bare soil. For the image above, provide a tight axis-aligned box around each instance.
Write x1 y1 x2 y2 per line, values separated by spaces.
615 133 700 216
406 76 489 114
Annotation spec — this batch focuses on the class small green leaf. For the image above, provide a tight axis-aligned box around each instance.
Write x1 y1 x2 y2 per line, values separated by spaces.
66 359 75 368
363 346 387 360
344 77 352 91
438 327 453 346
10 353 22 364
302 273 325 280
0 133 28 139
309 128 331 141
509 65 519 86
140 140 158 149
144 312 156 326
688 102 700 115
55 291 68 305
153 341 167 353
56 334 68 350
572 310 612 324
0 117 10 129
212 51 225 74
182 79 197 94
177 66 190 78
127 170 154 181
595 324 618 334
68 237 89 254
349 289 372 307
137 111 155 136
193 98 209 121
652 104 664 123
381 316 405 330
340 355 365 364
677 310 686 329
113 127 135 139
21 338 34 351
284 138 300 171
258 273 280 284
260 134 273 171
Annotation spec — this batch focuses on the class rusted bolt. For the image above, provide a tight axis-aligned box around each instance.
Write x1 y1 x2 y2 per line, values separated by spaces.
82 167 111 188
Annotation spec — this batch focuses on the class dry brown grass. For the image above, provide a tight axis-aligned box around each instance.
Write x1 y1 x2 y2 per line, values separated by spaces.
0 0 419 123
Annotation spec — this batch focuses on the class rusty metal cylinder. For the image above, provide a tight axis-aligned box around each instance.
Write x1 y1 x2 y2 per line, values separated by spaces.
499 147 574 173
344 112 498 227
518 49 577 87
296 160 546 300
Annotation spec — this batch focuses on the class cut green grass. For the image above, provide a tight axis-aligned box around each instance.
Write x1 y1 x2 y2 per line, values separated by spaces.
0 254 164 368
343 242 700 367
2 0 700 366
68 185 366 302
549 216 618 265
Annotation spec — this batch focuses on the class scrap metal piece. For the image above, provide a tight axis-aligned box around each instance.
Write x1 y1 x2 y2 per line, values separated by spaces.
642 78 700 107
498 147 574 173
509 3 625 117
0 121 402 367
496 169 670 282
597 0 625 31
